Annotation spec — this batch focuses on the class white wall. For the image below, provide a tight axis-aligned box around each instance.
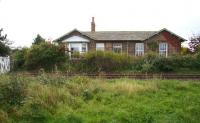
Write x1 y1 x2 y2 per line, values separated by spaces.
0 56 10 74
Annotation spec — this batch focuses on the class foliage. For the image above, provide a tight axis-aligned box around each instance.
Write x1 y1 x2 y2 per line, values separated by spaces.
72 51 132 73
181 47 191 55
25 42 67 71
69 51 200 73
32 34 45 45
0 42 10 56
12 46 200 73
0 28 10 56
12 48 28 70
189 34 200 53
0 75 27 110
0 75 200 123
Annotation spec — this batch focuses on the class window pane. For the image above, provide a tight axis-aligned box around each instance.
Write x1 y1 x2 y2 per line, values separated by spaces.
96 43 104 51
113 43 122 53
159 43 168 57
135 43 144 56
70 43 81 52
82 43 87 52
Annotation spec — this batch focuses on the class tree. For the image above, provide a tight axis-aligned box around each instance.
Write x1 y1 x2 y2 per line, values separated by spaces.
32 34 45 45
25 42 67 71
189 34 200 53
0 28 10 56
181 47 191 55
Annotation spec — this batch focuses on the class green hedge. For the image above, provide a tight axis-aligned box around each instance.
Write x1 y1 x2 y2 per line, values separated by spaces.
12 45 200 73
71 51 132 73
70 51 200 73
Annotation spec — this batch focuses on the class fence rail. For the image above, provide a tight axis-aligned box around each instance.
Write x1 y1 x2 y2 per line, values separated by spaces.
16 72 200 80
0 56 10 73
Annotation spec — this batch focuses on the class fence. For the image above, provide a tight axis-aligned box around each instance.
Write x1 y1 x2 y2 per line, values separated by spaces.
0 56 10 73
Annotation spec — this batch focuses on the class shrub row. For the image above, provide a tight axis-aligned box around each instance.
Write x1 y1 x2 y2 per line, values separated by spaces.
70 51 200 73
71 51 132 73
12 43 200 73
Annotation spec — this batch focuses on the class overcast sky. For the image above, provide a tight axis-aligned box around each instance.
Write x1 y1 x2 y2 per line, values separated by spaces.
0 0 200 47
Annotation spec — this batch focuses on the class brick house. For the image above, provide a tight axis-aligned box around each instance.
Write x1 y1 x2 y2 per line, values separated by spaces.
55 17 186 57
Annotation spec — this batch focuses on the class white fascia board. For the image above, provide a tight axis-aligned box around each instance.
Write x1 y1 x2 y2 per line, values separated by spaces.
62 35 90 43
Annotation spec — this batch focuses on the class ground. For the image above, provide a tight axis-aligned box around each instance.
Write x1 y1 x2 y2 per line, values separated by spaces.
0 74 200 123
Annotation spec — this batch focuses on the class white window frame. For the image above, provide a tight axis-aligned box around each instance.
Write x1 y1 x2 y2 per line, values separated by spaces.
135 43 144 56
96 43 105 51
113 43 122 53
67 43 88 59
81 43 87 53
159 42 168 57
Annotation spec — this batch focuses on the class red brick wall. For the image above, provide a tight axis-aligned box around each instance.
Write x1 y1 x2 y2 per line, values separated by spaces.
145 31 182 55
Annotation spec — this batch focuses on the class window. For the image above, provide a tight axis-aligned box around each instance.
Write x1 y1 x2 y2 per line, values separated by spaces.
96 43 105 51
113 43 122 53
68 43 88 53
135 43 144 56
70 43 80 52
82 43 87 53
159 43 168 57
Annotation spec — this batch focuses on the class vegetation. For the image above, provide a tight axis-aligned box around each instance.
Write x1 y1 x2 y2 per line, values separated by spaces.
32 34 46 45
189 34 200 53
70 51 200 73
72 51 132 72
0 28 10 56
13 42 68 71
0 74 199 123
12 48 200 73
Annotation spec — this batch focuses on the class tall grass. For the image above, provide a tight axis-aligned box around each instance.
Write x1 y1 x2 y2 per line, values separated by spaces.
0 74 200 123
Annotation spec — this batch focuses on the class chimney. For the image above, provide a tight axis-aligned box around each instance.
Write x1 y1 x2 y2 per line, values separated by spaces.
91 17 95 32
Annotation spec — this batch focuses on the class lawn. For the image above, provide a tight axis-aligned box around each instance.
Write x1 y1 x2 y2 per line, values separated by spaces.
0 74 200 123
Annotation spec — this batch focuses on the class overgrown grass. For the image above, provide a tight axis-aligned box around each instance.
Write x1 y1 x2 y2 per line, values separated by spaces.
0 74 200 123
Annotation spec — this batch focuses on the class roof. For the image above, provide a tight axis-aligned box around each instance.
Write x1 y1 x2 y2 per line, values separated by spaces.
55 28 186 42
82 31 157 41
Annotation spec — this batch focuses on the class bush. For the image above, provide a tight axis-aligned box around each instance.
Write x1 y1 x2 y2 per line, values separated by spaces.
12 48 28 70
25 42 68 71
131 52 174 72
0 75 27 109
152 57 174 72
72 51 132 72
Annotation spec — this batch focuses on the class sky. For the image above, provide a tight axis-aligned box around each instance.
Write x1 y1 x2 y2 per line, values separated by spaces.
0 0 200 47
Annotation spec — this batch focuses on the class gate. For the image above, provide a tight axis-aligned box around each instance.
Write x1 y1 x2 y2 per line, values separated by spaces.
0 56 10 73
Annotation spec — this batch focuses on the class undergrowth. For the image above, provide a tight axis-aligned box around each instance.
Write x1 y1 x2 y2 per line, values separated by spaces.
0 74 199 123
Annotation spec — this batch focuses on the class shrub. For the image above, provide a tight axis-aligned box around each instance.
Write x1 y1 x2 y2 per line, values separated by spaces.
152 57 174 72
25 42 68 71
73 51 132 72
12 48 28 70
171 54 198 70
132 52 174 72
0 75 27 109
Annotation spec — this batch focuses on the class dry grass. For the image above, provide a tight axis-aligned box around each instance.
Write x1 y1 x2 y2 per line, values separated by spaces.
94 79 158 95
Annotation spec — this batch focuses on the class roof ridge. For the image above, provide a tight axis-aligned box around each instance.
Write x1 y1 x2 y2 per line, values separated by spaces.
82 31 158 33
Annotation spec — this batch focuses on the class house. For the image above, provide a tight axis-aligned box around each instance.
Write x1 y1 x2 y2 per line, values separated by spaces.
54 17 186 57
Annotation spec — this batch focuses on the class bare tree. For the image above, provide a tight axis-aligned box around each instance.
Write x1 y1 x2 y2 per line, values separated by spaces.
189 34 200 53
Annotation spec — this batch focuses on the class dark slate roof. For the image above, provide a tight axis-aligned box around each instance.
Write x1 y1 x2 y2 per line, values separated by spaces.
82 31 157 41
